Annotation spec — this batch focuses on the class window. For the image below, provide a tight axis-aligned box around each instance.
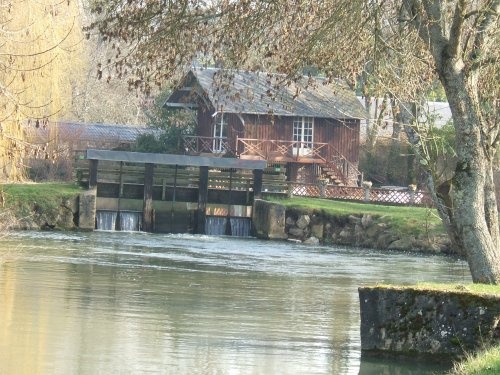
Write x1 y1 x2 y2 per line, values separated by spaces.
213 113 227 152
293 117 313 156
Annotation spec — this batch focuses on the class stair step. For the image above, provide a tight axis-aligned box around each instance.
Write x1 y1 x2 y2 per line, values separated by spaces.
321 161 349 187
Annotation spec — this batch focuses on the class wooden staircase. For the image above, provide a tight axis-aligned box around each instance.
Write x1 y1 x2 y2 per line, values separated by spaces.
320 164 346 186
319 154 362 187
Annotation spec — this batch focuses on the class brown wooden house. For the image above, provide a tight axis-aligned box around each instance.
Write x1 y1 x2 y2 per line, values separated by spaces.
165 68 367 185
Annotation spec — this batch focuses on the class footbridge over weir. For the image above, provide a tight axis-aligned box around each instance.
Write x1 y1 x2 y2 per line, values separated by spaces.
80 149 268 235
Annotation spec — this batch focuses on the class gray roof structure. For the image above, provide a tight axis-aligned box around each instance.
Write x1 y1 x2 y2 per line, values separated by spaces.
86 149 267 170
166 68 367 120
25 122 153 144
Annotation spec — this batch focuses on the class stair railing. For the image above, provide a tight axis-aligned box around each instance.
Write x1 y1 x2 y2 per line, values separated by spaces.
326 145 363 186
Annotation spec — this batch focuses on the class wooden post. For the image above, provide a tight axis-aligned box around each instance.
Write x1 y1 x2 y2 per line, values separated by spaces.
162 178 167 201
143 163 155 232
88 159 98 189
116 161 124 231
253 169 263 200
196 166 209 234
225 168 233 235
170 165 178 232
246 180 250 204
119 161 124 197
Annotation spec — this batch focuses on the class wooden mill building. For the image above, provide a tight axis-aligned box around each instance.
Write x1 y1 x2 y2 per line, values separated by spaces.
166 68 367 186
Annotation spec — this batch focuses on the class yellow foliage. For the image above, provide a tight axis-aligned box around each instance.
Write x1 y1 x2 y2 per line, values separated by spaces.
0 0 84 181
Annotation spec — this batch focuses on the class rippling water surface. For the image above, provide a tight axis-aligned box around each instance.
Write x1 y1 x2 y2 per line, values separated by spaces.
0 231 470 374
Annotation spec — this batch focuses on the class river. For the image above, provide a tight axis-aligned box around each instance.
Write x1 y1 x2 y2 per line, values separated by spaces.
0 231 470 374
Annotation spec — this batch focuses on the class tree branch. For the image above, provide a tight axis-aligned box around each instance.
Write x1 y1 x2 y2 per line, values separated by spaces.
470 56 498 70
402 0 449 68
470 0 500 69
448 0 466 59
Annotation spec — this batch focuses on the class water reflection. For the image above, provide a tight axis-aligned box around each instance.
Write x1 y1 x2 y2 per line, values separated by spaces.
0 231 469 374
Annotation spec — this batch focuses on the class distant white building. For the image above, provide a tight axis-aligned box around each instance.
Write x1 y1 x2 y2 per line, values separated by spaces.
357 97 452 142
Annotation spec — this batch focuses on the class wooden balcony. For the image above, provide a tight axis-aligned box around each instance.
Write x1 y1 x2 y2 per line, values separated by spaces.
183 136 362 185
237 138 362 185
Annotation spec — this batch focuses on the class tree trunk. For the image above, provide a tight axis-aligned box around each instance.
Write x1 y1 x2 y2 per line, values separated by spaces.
400 0 500 284
404 113 464 256
439 66 500 284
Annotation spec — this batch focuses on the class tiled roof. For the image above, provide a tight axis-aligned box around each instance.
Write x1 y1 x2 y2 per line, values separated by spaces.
167 67 367 120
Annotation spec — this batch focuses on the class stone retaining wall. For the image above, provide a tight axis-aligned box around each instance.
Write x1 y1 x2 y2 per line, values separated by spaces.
359 286 500 357
252 200 452 253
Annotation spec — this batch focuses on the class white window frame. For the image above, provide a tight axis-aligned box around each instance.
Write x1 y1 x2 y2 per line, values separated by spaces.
213 113 227 153
292 117 314 156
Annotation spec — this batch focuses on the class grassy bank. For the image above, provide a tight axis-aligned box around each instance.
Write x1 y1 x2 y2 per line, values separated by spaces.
1 182 82 208
0 183 83 230
267 196 445 238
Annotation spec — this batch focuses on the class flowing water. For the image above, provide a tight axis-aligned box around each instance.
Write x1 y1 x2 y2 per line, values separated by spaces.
205 216 252 237
0 231 470 375
96 210 117 231
119 211 142 232
96 211 143 232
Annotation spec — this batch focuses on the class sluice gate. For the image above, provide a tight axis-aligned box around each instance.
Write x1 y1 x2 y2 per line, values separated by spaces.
95 210 142 232
80 149 266 236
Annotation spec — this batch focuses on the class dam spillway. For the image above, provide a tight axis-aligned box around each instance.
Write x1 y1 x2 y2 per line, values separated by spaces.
78 149 269 236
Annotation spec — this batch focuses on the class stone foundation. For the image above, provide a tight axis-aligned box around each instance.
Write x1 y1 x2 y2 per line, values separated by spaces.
78 189 96 230
252 199 287 239
359 286 500 358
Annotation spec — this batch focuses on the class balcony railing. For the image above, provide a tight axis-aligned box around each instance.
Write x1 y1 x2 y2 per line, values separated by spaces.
183 136 235 156
236 138 362 185
182 136 362 185
236 138 329 162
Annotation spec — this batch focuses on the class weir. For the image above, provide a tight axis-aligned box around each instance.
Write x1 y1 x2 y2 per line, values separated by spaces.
95 210 142 231
205 217 252 237
96 210 117 231
119 211 142 231
84 150 266 237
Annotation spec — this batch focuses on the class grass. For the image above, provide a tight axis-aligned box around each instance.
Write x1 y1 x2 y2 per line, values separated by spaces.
267 196 445 237
413 282 500 296
2 182 82 204
1 182 82 200
449 345 500 375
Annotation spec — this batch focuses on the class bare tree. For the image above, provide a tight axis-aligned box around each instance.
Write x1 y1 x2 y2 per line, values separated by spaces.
88 0 500 283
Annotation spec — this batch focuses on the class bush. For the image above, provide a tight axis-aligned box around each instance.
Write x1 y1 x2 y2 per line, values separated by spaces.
27 158 73 182
359 139 415 186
